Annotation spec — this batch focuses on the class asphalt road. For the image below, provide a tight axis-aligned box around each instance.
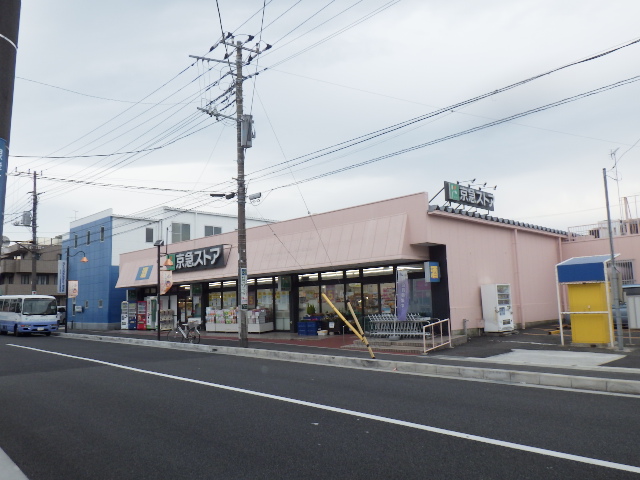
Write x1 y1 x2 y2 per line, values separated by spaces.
0 334 639 479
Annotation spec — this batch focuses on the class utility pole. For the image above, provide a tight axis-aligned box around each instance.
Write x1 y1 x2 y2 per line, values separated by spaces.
0 1 21 242
603 168 624 351
192 35 266 348
30 171 38 294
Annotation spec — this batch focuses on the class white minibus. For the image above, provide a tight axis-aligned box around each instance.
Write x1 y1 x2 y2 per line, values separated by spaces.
0 295 59 336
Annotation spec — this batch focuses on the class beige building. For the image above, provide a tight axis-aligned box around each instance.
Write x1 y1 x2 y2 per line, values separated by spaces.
0 239 63 302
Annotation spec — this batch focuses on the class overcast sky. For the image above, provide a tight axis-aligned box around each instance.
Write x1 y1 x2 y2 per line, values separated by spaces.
5 0 640 243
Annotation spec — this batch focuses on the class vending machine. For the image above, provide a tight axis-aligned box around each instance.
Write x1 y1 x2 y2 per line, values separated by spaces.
137 301 147 330
120 301 129 330
145 297 157 330
127 302 137 330
481 284 514 333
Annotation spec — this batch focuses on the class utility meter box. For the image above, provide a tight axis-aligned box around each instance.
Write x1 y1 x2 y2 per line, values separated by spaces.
481 284 514 333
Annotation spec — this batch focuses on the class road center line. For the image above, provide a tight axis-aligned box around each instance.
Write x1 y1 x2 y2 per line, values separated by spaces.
10 344 640 474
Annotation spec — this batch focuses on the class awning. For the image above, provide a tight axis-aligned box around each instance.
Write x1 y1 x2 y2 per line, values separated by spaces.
116 258 158 289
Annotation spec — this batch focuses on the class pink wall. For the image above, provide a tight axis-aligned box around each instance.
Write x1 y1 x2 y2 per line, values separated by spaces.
426 212 563 330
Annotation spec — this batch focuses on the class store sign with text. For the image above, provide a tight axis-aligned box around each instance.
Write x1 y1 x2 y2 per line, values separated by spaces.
444 181 495 211
169 245 226 272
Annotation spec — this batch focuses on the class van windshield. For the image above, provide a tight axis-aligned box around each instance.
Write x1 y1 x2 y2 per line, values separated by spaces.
23 299 57 316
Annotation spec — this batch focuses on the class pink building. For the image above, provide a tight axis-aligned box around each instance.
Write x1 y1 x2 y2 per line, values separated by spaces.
116 192 634 335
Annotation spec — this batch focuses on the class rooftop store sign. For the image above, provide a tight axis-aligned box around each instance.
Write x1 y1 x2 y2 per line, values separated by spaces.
444 181 495 211
168 245 226 272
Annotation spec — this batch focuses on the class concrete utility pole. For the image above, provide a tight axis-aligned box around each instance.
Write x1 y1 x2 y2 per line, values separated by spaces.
0 1 21 242
30 171 38 294
603 167 624 351
234 41 249 348
192 35 266 348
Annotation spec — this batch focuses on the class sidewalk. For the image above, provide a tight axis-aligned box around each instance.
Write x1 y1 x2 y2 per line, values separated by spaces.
57 324 640 395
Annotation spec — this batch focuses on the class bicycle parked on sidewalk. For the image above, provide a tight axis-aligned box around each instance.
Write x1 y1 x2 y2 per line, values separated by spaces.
167 319 201 344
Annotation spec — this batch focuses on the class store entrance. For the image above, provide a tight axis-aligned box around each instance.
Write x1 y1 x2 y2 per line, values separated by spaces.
177 297 193 323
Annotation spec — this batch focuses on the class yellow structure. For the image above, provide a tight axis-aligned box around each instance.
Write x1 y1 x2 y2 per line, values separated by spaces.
556 255 616 348
567 283 612 345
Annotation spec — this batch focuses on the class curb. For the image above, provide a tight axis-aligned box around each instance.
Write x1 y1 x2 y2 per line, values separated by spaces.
60 333 640 395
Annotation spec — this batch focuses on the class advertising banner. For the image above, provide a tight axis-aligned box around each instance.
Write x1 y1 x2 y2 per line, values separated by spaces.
160 270 173 295
57 259 67 294
396 269 409 321
68 280 79 298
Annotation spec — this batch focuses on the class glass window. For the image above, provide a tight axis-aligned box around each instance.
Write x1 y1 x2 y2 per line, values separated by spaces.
222 291 236 308
20 274 30 285
98 300 104 308
23 298 56 315
320 271 343 282
74 234 78 248
299 285 319 316
208 290 222 309
363 284 379 315
100 226 105 242
363 266 393 277
346 283 362 316
11 299 21 313
298 273 319 282
172 223 191 243
86 231 91 245
321 284 345 315
205 226 222 236
398 264 425 275
380 282 395 314
37 274 48 285
346 269 360 279
256 288 273 322
409 278 432 316
145 228 153 243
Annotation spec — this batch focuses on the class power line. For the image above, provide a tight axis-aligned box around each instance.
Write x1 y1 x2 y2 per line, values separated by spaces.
262 74 640 194
243 35 640 182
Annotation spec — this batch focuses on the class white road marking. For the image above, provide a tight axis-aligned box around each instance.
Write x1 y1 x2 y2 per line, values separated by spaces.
10 344 640 474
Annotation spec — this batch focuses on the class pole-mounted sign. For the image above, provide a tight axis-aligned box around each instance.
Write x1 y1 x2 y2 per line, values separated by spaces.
444 181 495 211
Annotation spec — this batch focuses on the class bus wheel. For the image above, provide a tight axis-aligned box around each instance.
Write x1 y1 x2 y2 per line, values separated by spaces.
0 329 7 335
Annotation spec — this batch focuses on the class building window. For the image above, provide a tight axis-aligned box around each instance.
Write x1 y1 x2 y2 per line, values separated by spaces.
172 223 191 243
2 274 13 284
146 228 154 243
86 231 91 245
205 226 222 237
98 300 104 308
100 226 105 242
74 234 78 248
20 274 30 285
37 274 49 285
84 300 89 309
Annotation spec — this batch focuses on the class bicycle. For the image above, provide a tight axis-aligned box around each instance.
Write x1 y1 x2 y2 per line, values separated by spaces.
167 319 201 344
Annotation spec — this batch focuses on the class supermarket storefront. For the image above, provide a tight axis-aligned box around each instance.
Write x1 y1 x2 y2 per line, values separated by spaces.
116 192 565 335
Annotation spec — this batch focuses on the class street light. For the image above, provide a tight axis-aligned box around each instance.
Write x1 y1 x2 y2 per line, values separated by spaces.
154 240 173 340
64 247 88 333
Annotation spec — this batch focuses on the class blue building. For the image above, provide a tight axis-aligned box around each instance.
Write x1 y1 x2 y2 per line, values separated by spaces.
65 207 271 329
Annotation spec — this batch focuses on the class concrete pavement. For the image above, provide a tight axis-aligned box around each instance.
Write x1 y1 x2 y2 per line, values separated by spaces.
54 324 640 395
